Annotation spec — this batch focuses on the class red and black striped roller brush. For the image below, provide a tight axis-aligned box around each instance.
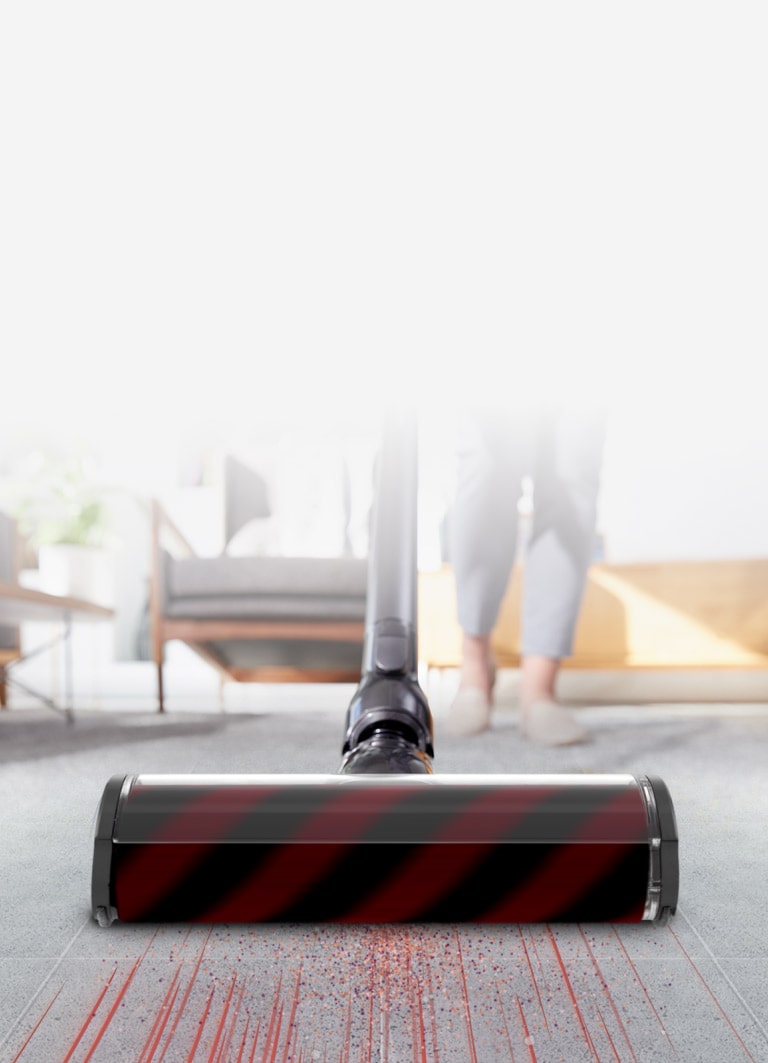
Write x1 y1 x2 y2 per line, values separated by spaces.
91 412 679 927
92 772 677 925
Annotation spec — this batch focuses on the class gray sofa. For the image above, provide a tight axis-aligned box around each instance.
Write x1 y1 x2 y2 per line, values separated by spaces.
149 454 370 711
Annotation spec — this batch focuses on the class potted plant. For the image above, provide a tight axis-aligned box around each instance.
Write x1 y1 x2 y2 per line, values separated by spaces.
14 444 114 605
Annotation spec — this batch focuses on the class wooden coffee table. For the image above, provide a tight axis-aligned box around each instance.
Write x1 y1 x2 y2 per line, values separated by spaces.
0 580 114 722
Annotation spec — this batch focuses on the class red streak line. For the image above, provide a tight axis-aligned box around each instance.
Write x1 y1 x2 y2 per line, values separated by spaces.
236 1014 251 1063
577 927 637 1063
81 953 144 1063
366 953 375 1063
157 929 213 1062
186 985 216 1062
405 933 418 1063
280 966 303 1063
281 1018 294 1063
10 986 62 1063
611 928 675 1049
150 983 181 1063
141 973 181 1063
546 927 599 1061
424 955 440 1063
455 932 478 1063
516 997 537 1063
381 934 390 1063
494 981 516 1063
247 1017 262 1063
217 979 248 1063
61 967 118 1062
595 1004 622 1063
528 933 549 993
341 994 353 1063
261 973 283 1062
518 927 550 1036
669 926 757 1062
207 972 238 1062
266 1000 284 1063
413 973 427 1063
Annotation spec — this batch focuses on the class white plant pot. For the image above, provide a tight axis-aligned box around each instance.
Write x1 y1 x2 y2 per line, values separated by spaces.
37 544 114 607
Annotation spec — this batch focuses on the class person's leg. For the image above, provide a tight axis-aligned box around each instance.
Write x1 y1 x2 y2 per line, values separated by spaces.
520 406 605 743
519 653 559 706
446 408 528 734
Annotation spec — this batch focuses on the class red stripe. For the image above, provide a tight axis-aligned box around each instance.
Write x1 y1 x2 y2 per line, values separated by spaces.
197 786 413 922
578 926 637 1062
126 783 279 842
337 787 558 922
156 929 212 1063
280 967 303 1063
261 973 283 1061
518 927 550 1035
138 968 181 1063
10 987 62 1063
570 787 647 842
455 933 478 1063
516 997 537 1063
114 786 276 919
81 954 144 1063
185 985 216 1062
206 973 238 1062
480 844 644 923
547 928 599 1060
236 1013 251 1063
61 967 117 1062
216 979 248 1063
479 791 649 922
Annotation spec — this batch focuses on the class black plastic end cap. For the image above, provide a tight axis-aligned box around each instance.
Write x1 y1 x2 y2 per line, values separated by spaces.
646 774 679 920
91 775 129 926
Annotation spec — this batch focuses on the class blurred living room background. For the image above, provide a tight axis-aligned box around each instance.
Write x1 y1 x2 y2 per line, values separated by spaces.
2 392 767 719
1 3 765 719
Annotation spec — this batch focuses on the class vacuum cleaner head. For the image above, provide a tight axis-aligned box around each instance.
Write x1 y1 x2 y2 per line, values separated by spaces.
92 772 677 926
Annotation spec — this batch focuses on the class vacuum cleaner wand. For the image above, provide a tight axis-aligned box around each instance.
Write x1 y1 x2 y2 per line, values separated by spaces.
341 410 433 775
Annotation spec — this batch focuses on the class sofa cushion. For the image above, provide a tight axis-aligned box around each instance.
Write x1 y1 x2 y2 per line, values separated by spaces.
161 552 368 620
164 594 366 620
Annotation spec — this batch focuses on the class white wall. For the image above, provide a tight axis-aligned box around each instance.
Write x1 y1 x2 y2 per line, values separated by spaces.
600 398 768 562
2 4 766 568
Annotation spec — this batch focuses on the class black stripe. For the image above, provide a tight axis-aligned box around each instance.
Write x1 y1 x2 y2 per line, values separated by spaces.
549 845 649 922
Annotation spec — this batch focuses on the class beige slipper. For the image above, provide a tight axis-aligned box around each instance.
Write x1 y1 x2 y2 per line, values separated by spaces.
444 686 492 737
520 699 589 746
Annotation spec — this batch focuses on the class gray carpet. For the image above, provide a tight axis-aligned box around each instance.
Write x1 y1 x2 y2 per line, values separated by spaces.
1 701 767 1062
